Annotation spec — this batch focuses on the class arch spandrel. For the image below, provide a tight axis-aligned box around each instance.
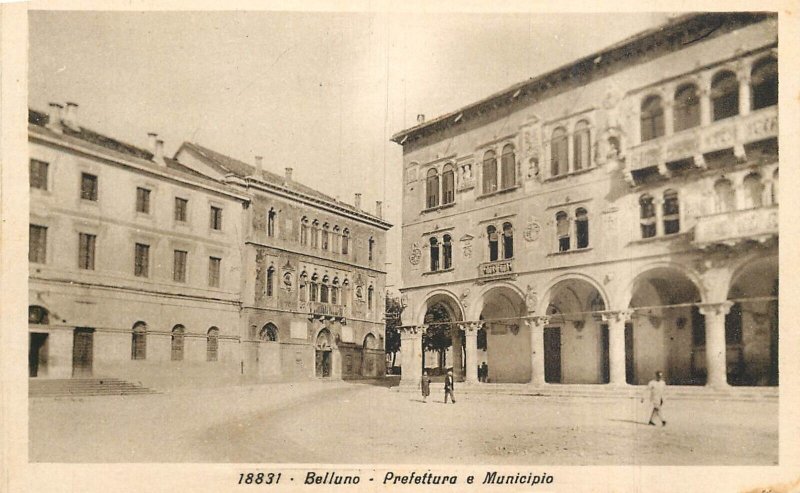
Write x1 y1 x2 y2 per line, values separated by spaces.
538 273 610 315
467 281 527 321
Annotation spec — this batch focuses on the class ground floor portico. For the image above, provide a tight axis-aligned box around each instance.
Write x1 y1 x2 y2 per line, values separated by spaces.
399 247 778 392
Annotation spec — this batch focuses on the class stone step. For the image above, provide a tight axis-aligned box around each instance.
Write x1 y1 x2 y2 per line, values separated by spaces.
29 378 159 398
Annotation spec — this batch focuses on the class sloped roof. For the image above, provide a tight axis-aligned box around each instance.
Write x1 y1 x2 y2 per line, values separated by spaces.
178 141 359 212
29 109 154 160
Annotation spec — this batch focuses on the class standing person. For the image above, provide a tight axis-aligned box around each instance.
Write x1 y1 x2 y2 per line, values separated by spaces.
420 370 431 403
444 369 456 404
643 370 667 426
480 362 489 383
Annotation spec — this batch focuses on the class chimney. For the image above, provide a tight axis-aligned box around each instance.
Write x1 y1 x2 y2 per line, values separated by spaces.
354 193 362 210
64 102 79 129
154 139 165 165
254 156 263 176
47 103 63 132
375 201 383 218
417 114 425 124
285 167 293 181
147 132 158 153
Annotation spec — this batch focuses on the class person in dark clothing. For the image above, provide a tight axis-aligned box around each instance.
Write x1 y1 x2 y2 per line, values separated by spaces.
444 369 456 404
420 370 431 403
480 362 488 382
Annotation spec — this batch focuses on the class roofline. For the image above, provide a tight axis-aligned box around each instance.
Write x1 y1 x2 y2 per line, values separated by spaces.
29 125 252 203
390 12 774 146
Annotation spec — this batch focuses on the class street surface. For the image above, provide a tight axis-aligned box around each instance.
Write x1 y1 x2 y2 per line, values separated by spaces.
29 380 777 464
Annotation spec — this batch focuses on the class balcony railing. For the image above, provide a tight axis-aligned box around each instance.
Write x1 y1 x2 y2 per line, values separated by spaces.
693 205 778 246
478 259 515 281
308 301 346 320
627 106 778 175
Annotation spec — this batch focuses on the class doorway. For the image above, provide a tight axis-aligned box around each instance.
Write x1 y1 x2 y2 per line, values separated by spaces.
29 333 49 377
72 328 94 377
543 326 562 383
600 324 610 384
624 322 635 384
315 350 331 378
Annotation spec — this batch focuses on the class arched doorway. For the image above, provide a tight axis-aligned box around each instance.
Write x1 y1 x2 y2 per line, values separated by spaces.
628 267 704 385
727 257 778 386
29 305 50 377
256 323 281 378
362 333 379 377
478 286 528 383
315 329 333 378
543 278 608 384
419 293 464 379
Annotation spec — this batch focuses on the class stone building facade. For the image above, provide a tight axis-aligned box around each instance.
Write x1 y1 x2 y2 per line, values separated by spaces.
28 107 249 387
392 13 778 390
28 105 391 386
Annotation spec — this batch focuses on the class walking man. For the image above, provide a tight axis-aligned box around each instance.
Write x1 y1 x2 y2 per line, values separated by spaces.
644 370 667 426
420 370 431 403
444 369 456 404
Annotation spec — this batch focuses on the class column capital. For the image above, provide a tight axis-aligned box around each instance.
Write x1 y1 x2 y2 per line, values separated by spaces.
460 322 483 333
524 316 550 328
399 325 427 337
697 301 733 317
600 309 635 323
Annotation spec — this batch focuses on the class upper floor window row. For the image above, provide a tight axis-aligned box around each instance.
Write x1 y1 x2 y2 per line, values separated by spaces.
639 190 680 239
549 120 592 178
487 222 514 262
428 234 453 272
425 164 455 209
555 208 589 252
483 144 517 194
713 169 778 214
640 56 777 142
300 216 351 256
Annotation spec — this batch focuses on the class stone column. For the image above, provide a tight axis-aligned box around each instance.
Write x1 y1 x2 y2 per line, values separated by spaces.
664 99 674 136
699 302 732 389
654 197 665 237
526 316 549 387
399 325 426 386
601 310 634 386
461 323 480 384
738 72 751 117
699 87 711 126
451 327 463 380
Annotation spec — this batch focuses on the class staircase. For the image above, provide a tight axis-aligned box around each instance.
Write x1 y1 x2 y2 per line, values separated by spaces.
29 378 159 398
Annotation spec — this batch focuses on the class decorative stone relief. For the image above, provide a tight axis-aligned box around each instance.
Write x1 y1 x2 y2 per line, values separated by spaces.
523 218 542 242
460 288 470 310
458 163 475 191
409 242 422 265
459 234 474 258
525 285 538 314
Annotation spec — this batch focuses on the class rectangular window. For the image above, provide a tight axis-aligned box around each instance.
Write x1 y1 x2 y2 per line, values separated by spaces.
78 233 96 270
29 225 47 263
208 257 221 287
30 159 49 190
175 197 188 222
136 187 151 214
80 173 98 201
210 206 223 230
173 250 188 283
134 243 149 278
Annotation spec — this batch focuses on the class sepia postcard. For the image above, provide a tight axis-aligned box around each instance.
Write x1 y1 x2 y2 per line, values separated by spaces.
1 1 799 492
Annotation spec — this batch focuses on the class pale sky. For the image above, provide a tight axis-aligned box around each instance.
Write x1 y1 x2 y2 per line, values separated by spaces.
29 10 671 291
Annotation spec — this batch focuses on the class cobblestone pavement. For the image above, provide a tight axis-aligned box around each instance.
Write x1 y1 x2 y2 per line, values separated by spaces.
29 380 778 464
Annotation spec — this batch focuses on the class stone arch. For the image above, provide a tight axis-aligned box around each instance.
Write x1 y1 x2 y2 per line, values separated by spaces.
363 332 379 349
259 322 279 342
315 328 332 350
618 261 706 309
29 305 50 325
467 281 526 321
474 283 529 383
414 289 464 325
539 272 610 315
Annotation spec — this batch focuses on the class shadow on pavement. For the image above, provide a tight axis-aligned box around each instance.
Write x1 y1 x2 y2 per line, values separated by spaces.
608 418 649 426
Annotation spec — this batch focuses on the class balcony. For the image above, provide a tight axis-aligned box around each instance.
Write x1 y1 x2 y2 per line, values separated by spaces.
308 301 346 321
478 259 515 282
627 106 778 179
693 205 778 247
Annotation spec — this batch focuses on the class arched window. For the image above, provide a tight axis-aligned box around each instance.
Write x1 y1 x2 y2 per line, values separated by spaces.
310 274 319 302
482 150 498 193
663 190 680 235
714 178 736 213
742 173 764 209
556 212 571 251
332 226 341 253
772 169 779 205
300 217 309 245
311 220 319 248
320 276 329 303
487 225 499 261
575 208 589 248
259 323 278 342
368 286 374 310
266 266 275 297
171 325 185 361
368 237 375 261
639 195 656 238
341 229 350 255
573 121 590 171
442 234 452 269
267 208 276 237
442 164 455 204
426 168 440 208
502 222 514 259
640 95 665 142
751 57 778 110
711 71 739 121
331 278 340 305
321 223 330 251
674 83 700 131
207 327 219 362
29 305 49 325
131 321 147 360
551 127 568 176
429 237 440 271
501 144 516 189
299 271 308 302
